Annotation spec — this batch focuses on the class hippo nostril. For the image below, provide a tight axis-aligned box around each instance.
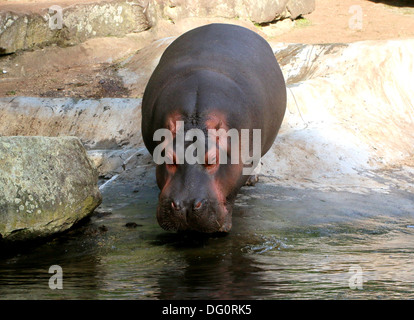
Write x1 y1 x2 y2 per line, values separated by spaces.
171 200 181 211
193 199 206 211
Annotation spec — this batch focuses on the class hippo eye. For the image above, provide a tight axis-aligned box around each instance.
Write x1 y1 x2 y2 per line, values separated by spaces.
204 162 218 170
204 150 219 172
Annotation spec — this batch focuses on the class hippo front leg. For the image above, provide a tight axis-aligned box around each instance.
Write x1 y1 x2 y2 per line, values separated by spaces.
244 160 262 187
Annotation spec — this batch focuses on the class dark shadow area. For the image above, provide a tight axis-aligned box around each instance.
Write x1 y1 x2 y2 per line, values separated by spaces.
153 230 229 249
369 0 414 7
0 215 93 259
0 216 104 299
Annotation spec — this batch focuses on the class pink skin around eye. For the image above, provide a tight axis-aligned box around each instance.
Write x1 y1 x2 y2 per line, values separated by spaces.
205 113 229 171
167 112 184 137
205 147 220 172
166 152 177 173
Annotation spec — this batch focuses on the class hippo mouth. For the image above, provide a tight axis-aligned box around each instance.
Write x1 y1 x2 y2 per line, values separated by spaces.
156 196 232 233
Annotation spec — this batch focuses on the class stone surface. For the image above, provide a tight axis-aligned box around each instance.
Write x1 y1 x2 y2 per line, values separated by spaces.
0 136 102 241
286 0 315 19
0 0 149 54
0 0 315 54
150 0 304 24
88 147 149 177
0 97 142 149
260 18 295 38
116 36 176 98
244 0 289 23
264 39 414 192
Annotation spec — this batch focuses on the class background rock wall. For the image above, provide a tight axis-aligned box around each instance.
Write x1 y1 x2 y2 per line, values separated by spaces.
0 0 315 54
150 0 314 24
0 0 150 54
0 97 142 149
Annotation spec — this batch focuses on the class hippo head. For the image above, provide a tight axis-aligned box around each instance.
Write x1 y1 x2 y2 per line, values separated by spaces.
153 114 248 233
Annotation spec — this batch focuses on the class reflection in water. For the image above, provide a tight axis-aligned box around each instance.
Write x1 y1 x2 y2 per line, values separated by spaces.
152 232 272 299
0 225 105 299
0 183 413 299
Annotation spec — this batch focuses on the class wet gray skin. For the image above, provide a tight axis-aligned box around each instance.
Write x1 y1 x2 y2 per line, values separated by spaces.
0 172 413 299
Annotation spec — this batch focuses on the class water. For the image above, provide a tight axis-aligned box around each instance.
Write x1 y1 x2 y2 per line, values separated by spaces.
0 181 413 299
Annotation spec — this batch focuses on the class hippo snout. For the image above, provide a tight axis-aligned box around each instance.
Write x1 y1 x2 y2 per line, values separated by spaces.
157 195 231 233
171 198 207 213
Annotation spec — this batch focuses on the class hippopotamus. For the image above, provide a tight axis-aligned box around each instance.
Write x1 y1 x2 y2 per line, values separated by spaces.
141 23 286 233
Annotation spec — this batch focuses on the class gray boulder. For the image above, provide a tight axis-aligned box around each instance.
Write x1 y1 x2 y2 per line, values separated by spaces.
0 0 316 54
153 0 315 24
287 0 315 19
0 136 102 241
0 0 149 54
244 0 289 23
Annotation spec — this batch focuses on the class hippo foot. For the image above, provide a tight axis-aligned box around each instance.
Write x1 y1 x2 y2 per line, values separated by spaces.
245 174 259 186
